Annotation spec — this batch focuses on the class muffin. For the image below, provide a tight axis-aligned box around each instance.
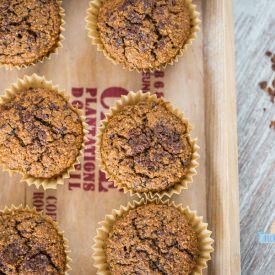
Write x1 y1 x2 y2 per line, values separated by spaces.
87 0 200 71
107 203 199 274
0 0 64 68
93 199 214 274
0 74 85 189
0 207 69 274
98 91 198 197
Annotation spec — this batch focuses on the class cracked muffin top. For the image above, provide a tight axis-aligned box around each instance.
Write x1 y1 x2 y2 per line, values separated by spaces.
100 100 192 193
97 0 192 71
106 203 199 274
0 0 62 67
0 209 67 274
0 87 84 179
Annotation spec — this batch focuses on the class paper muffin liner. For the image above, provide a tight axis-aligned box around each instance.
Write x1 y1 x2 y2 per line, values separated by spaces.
0 73 88 189
93 197 214 274
86 0 200 73
0 205 71 274
0 0 65 70
97 91 199 198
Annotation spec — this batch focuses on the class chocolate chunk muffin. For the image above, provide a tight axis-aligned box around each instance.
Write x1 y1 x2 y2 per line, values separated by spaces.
0 87 84 179
0 0 62 67
106 203 199 274
97 0 193 70
100 100 193 193
0 208 67 274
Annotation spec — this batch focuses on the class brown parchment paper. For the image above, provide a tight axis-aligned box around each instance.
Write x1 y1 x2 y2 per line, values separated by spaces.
0 0 212 274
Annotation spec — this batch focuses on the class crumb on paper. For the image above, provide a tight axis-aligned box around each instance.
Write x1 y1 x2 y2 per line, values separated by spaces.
257 51 275 129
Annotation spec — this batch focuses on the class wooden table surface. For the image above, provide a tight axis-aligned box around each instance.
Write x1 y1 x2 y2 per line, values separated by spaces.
234 0 275 274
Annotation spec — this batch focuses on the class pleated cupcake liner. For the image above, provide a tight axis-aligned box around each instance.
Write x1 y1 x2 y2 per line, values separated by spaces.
96 91 199 199
1 204 72 274
0 73 88 189
92 197 214 274
86 0 200 72
0 0 65 70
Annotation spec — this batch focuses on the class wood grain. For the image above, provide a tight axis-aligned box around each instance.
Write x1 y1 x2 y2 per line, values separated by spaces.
0 0 240 274
203 0 241 274
234 0 275 274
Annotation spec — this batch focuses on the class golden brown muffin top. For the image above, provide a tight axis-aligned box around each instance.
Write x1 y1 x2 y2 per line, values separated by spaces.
0 88 84 179
101 100 192 193
106 203 199 275
97 0 192 70
0 209 67 274
0 0 62 66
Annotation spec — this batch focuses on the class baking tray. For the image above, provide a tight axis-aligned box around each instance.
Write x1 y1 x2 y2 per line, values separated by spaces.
0 0 240 274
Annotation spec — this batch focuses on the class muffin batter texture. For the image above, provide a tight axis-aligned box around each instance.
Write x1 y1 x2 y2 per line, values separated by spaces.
0 88 84 179
0 0 62 66
0 209 67 274
106 203 199 274
97 0 192 70
101 100 192 193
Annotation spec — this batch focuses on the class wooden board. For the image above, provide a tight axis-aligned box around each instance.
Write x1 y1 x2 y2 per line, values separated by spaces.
234 0 275 274
0 0 240 274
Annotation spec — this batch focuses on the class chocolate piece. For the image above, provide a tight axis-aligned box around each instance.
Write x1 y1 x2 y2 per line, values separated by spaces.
259 81 267 90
